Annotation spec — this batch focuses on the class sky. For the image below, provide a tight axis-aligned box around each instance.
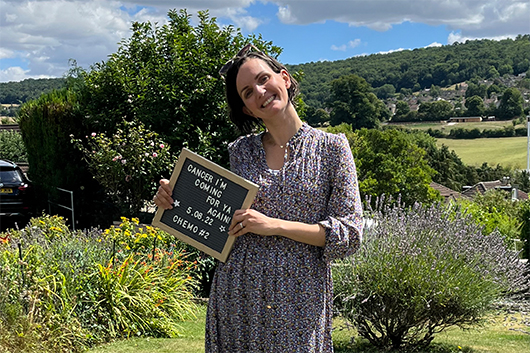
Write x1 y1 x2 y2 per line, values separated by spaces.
0 0 529 83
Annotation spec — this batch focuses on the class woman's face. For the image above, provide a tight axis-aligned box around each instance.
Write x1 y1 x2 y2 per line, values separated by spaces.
235 58 291 121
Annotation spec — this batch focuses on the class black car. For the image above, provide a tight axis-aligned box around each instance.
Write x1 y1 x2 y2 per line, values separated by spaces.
0 159 35 219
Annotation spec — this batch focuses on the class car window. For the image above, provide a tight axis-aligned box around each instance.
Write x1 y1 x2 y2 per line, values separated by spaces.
0 170 22 183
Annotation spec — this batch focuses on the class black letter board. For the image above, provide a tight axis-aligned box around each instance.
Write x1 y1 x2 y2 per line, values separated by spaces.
152 148 258 262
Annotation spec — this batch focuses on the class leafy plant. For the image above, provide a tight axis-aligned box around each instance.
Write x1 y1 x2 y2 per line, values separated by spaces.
0 130 27 162
333 199 529 351
0 215 199 352
71 120 173 217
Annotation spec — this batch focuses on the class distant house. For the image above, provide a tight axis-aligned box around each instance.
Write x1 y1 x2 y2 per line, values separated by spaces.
461 179 528 201
449 116 482 123
430 182 469 203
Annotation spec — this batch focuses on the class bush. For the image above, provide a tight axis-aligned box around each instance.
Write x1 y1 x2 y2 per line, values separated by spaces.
71 119 173 217
0 215 199 352
333 199 529 351
18 89 111 228
0 130 27 162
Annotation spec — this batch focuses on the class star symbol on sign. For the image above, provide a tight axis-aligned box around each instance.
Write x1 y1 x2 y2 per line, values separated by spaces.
219 226 226 233
173 199 180 208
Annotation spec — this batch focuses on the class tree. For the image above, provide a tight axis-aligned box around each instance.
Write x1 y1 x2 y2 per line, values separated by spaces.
374 83 395 99
328 124 441 206
304 105 329 127
392 100 410 121
465 95 485 116
328 75 389 129
497 87 524 120
418 100 453 121
18 89 110 227
79 9 282 168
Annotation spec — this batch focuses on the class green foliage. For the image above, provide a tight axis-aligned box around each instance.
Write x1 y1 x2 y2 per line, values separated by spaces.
78 9 280 168
518 200 530 259
0 215 198 352
0 130 27 162
0 78 66 104
328 124 441 206
17 88 110 227
328 75 390 129
333 201 528 351
71 120 173 217
497 87 525 120
464 95 485 116
289 36 530 109
454 190 523 245
418 100 454 121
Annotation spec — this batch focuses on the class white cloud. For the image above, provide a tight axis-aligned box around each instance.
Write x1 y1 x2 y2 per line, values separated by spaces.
273 0 530 39
277 6 296 24
348 39 361 48
0 67 33 82
378 48 406 55
331 38 362 51
331 44 347 51
425 42 442 48
1 0 528 82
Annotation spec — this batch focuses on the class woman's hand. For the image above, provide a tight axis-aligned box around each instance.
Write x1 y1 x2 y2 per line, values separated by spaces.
153 179 174 210
228 208 326 247
228 209 279 237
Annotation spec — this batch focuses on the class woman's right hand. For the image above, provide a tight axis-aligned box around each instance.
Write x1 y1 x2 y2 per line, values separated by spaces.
153 179 174 210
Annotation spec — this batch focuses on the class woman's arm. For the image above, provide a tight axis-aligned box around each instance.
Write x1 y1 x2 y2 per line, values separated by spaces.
228 208 326 247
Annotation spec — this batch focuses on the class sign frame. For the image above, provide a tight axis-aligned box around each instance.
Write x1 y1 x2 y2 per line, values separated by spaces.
152 148 258 262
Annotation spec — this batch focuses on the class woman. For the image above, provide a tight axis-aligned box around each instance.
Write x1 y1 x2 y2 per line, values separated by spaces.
154 44 363 352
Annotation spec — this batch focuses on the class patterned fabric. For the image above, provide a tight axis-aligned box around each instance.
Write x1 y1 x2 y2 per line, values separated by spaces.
205 123 363 352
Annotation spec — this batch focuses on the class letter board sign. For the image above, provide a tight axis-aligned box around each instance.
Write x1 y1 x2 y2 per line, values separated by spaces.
152 148 258 262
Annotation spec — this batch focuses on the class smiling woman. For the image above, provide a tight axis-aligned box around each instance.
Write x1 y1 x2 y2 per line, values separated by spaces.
154 43 364 353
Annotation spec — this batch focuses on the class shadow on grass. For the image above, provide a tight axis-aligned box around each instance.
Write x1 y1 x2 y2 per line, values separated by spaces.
334 340 474 353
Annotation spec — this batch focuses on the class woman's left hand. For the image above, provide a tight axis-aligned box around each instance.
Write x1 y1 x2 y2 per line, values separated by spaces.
228 209 279 237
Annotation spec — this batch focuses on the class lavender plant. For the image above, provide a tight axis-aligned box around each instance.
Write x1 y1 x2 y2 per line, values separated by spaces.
333 199 529 351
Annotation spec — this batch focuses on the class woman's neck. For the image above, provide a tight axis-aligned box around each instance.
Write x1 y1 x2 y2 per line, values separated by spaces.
263 106 303 148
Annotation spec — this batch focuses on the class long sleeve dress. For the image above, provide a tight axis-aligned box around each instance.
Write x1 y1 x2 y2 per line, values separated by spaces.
205 123 363 352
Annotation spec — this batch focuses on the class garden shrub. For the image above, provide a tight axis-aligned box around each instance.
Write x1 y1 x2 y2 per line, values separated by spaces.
333 199 529 351
0 130 27 162
0 215 199 352
17 89 111 228
71 119 173 217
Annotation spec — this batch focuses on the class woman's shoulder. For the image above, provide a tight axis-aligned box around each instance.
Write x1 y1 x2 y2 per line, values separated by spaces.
228 132 262 155
306 125 349 150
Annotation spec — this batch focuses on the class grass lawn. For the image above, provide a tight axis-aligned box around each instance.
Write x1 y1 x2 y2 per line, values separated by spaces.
436 136 528 169
388 120 518 133
88 306 530 353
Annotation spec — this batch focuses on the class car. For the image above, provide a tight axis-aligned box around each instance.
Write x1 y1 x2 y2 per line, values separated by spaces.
0 159 35 220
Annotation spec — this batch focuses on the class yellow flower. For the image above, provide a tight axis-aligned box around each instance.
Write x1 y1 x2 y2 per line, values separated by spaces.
132 218 139 225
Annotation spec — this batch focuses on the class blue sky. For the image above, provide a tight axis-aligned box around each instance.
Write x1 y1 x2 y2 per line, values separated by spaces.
0 0 529 82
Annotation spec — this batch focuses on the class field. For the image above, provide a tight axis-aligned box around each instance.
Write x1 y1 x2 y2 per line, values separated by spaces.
388 120 528 169
437 136 528 169
388 119 520 133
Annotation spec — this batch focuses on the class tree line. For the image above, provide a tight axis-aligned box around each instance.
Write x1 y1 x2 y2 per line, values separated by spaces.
287 35 530 109
0 78 66 104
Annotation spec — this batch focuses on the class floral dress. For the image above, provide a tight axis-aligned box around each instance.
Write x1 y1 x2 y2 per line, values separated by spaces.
205 123 363 352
